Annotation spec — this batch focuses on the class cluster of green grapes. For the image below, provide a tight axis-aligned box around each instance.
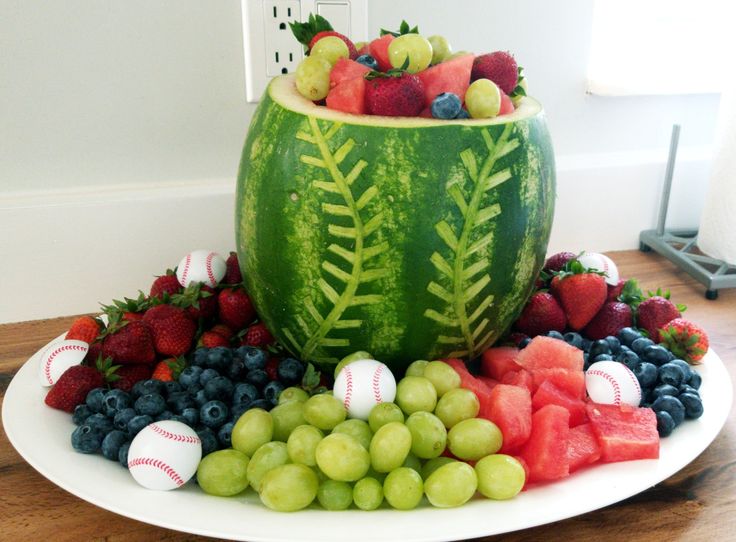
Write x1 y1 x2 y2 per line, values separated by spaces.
195 360 526 512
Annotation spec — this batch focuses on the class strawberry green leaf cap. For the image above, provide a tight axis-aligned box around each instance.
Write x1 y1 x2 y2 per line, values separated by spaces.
380 20 419 37
289 13 334 47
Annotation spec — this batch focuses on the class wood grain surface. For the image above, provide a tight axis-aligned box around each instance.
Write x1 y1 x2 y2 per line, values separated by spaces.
1 250 733 542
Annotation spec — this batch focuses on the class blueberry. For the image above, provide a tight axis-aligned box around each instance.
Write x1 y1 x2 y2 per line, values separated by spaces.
679 392 704 419
250 398 272 410
113 407 137 432
227 357 246 381
85 388 107 413
455 108 470 119
563 332 584 350
181 407 200 426
589 339 611 359
103 389 132 417
156 410 175 422
206 347 233 372
192 347 209 367
196 427 219 455
135 393 167 416
431 92 462 120
163 381 182 396
167 391 196 414
651 395 685 426
655 410 676 437
205 376 235 402
631 337 654 355
187 382 203 396
230 402 252 423
616 350 641 372
200 400 229 428
581 338 593 353
545 330 565 341
72 404 94 425
193 388 209 407
237 346 268 371
679 384 700 397
688 370 702 390
583 352 590 371
355 54 378 70
199 368 220 387
168 414 189 424
118 441 131 467
652 384 679 399
604 336 621 355
217 422 235 448
131 379 165 398
71 425 105 454
264 380 285 406
233 382 260 405
246 369 270 389
127 414 153 436
179 366 204 389
85 413 114 433
593 353 613 363
642 345 671 366
277 358 305 387
101 430 129 461
658 362 689 388
617 327 642 347
633 362 658 389
518 337 532 349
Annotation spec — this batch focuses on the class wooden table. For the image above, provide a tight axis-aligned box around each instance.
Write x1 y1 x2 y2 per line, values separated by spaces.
1 250 734 542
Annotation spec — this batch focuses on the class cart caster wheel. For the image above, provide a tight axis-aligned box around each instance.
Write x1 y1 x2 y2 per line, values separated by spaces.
705 289 718 300
639 242 651 252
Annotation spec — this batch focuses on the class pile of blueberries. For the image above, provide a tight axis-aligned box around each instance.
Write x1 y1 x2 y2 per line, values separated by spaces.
522 327 704 437
69 346 307 466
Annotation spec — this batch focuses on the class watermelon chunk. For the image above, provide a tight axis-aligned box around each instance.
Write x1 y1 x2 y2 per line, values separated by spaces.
519 404 570 482
500 369 534 393
567 423 601 472
532 380 588 426
368 34 394 72
515 336 584 372
477 375 499 391
326 77 366 115
499 92 515 116
531 367 586 399
586 403 659 462
444 358 493 418
417 54 474 106
486 384 532 454
481 346 521 380
329 58 370 88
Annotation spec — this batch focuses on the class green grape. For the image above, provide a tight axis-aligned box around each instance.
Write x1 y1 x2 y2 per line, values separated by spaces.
247 441 290 492
259 463 318 512
368 402 404 432
424 461 478 508
353 477 384 511
421 456 456 480
295 55 332 101
405 411 447 459
334 350 373 378
270 400 306 442
231 408 273 456
303 393 346 431
310 36 349 65
332 418 373 450
196 449 250 497
286 424 323 467
447 418 503 461
465 78 501 119
474 454 526 500
315 433 370 482
422 361 460 397
387 34 433 73
317 479 353 510
428 35 452 64
383 467 424 510
396 376 437 415
434 388 480 428
447 50 471 60
370 421 412 473
402 452 422 474
279 386 310 404
404 359 429 377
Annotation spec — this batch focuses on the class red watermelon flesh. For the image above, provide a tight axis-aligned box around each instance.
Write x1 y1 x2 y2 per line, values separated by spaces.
486 384 532 454
326 77 366 115
329 58 371 88
477 375 500 391
481 346 521 380
532 379 588 426
416 54 474 106
368 34 394 72
519 404 570 482
357 43 370 56
531 367 586 399
501 369 534 394
444 358 493 418
499 92 515 115
586 403 659 462
515 335 584 372
567 423 602 472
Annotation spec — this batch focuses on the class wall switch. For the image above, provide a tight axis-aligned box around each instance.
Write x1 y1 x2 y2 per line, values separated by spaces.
242 0 368 102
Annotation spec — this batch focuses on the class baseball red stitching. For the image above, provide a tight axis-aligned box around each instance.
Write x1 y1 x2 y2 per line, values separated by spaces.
622 366 642 404
372 364 383 403
587 369 621 405
149 423 201 445
342 366 353 410
44 344 87 385
180 253 192 286
205 252 217 286
128 457 185 486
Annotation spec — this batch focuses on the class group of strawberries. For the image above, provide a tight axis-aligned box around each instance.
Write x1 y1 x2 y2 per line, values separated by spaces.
45 252 274 412
512 252 709 364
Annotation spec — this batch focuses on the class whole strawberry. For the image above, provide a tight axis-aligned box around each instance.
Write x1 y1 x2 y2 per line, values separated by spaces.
152 358 185 382
223 252 243 285
111 364 153 392
543 251 577 274
514 292 566 337
149 271 182 300
199 330 230 348
102 320 156 364
659 318 709 364
606 279 626 302
637 293 682 342
142 304 196 357
553 261 608 331
583 301 633 340
45 365 103 413
241 322 275 348
290 14 358 59
365 72 425 117
471 51 519 95
173 283 218 322
218 287 257 331
66 316 102 344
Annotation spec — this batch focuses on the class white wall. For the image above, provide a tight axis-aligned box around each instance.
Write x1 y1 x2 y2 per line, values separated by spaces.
0 0 720 323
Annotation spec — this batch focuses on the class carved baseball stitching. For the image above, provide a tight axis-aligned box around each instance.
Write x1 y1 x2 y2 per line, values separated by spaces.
372 364 383 404
205 252 217 286
128 457 185 486
342 366 353 411
149 423 201 445
43 344 87 385
180 253 192 286
622 365 642 404
587 369 621 405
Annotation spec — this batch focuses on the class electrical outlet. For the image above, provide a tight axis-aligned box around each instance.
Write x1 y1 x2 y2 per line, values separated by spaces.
242 0 368 102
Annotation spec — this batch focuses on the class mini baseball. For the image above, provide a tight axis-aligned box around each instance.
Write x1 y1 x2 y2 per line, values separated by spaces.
577 252 619 286
127 421 202 490
585 360 642 407
333 359 397 420
38 339 89 387
176 249 227 288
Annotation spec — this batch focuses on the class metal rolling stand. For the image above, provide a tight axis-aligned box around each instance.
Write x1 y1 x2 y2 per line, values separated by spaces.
639 124 736 300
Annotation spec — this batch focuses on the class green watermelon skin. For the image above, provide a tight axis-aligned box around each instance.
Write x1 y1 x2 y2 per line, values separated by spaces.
236 76 556 372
